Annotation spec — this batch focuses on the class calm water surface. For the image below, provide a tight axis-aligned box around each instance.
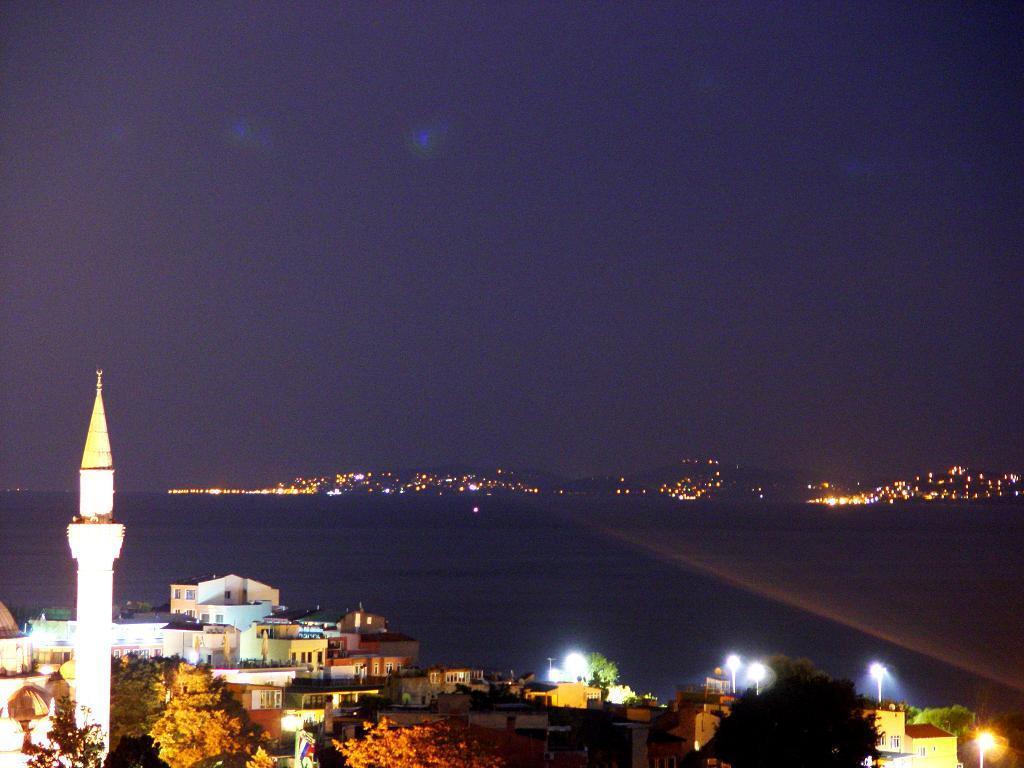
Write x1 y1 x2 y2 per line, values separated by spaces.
1 492 1022 712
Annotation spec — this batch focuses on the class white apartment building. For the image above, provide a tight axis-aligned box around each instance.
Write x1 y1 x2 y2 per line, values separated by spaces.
170 574 279 630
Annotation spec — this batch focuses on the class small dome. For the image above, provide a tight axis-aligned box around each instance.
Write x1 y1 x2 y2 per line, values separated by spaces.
0 602 21 639
7 687 50 723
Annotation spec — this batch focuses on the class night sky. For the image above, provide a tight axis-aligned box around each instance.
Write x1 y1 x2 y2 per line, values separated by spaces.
2 3 1022 491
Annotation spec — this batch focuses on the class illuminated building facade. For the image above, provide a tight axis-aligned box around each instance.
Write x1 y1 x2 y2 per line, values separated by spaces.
67 371 124 753
0 601 56 767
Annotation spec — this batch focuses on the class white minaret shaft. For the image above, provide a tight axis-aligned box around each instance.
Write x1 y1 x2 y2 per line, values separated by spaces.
68 370 124 753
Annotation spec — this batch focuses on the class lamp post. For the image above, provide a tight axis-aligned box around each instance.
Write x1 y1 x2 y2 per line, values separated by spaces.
564 652 588 683
747 662 766 694
869 662 886 704
977 731 995 768
726 655 741 694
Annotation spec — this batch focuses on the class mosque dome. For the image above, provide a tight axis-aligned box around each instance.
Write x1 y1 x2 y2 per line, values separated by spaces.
0 602 21 639
7 687 50 723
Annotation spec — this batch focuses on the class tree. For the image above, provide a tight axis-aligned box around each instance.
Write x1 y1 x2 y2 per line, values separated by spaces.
27 697 104 768
910 705 975 738
149 662 261 768
104 735 169 768
337 718 504 768
714 656 878 768
586 653 618 691
244 747 276 768
110 657 174 751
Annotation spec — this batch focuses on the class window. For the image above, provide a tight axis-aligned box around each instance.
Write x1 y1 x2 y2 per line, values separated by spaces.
225 590 231 599
201 614 210 623
918 748 926 757
215 614 224 624
186 590 195 600
457 671 466 682
890 736 901 750
386 663 393 675
185 609 194 617
317 651 323 664
429 672 440 683
174 589 182 599
254 690 281 710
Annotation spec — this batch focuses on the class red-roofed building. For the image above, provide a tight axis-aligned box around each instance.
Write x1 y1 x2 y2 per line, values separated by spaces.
904 723 958 768
873 708 960 768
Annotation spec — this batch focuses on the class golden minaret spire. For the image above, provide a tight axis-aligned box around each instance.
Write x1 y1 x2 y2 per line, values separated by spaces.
81 369 113 473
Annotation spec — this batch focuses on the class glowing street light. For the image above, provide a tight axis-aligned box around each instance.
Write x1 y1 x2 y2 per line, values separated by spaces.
976 731 995 768
563 652 589 682
869 662 886 704
725 654 742 693
747 662 766 694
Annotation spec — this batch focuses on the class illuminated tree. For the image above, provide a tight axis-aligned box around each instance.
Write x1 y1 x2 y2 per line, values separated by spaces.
909 705 975 738
715 656 878 768
27 697 104 768
586 652 619 691
245 747 276 768
110 657 173 751
149 663 260 768
337 718 504 768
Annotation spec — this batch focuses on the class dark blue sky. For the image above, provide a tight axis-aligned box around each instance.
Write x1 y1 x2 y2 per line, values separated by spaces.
2 2 1022 490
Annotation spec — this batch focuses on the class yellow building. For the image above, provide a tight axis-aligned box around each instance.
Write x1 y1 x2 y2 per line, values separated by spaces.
239 622 327 670
524 681 602 709
874 707 909 756
905 724 959 768
872 707 960 768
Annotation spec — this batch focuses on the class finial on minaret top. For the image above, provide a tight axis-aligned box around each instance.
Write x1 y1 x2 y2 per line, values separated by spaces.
81 370 113 471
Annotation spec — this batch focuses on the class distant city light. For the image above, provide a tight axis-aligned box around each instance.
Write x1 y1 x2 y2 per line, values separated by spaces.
725 654 742 693
747 662 766 694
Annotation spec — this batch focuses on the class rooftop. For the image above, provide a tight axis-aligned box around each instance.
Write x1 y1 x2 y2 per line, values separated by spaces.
905 723 954 739
171 574 217 586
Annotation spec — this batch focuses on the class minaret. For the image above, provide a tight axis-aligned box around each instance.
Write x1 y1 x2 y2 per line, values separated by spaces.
67 370 124 753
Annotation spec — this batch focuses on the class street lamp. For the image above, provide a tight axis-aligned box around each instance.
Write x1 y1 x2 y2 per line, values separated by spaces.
869 662 886 704
725 655 742 694
564 652 588 682
976 731 995 768
747 662 766 694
